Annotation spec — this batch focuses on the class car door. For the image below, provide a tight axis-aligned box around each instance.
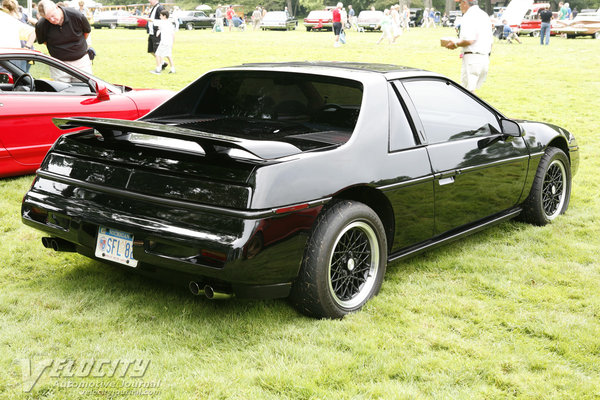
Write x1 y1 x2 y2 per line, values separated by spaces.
0 54 139 167
193 12 207 28
399 79 529 234
381 82 435 252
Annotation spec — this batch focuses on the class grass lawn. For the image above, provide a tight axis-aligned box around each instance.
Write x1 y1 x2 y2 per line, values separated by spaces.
1 27 599 399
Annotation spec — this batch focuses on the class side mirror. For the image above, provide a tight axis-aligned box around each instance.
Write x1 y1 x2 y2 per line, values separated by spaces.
93 80 110 101
0 72 13 84
500 119 522 137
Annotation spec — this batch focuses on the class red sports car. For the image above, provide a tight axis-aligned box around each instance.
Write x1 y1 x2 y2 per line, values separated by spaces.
0 49 174 178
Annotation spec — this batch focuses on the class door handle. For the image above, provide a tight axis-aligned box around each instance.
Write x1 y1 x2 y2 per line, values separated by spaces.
438 176 455 186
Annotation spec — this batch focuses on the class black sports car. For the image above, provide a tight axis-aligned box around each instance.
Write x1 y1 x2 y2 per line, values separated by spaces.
175 10 215 30
21 62 579 318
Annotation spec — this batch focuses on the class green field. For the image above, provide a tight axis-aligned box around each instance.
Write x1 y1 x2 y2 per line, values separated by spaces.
1 27 599 399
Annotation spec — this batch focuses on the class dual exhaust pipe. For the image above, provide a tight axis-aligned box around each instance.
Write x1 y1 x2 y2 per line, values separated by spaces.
41 237 76 252
189 281 232 300
42 237 231 300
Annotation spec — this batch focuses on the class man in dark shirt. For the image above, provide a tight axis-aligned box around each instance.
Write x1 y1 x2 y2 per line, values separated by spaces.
146 0 164 55
146 0 165 69
538 5 553 45
35 0 91 81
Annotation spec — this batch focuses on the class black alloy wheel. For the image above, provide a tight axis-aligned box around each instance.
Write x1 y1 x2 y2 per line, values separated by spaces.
520 147 571 226
290 200 387 318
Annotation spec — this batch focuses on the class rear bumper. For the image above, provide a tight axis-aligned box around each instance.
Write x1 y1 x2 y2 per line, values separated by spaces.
22 176 323 299
303 22 333 28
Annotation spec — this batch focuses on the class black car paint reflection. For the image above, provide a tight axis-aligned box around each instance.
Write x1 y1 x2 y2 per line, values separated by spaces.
22 62 579 317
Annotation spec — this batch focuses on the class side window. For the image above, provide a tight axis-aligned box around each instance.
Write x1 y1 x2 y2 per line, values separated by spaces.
388 84 416 151
402 79 501 144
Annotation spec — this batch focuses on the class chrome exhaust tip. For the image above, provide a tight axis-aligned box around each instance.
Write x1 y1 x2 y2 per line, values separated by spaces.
41 237 76 252
188 281 232 299
203 285 233 300
189 281 203 296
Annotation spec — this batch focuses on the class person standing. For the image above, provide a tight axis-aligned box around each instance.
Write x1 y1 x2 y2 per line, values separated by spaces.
1 2 35 56
391 5 401 40
146 0 164 69
31 2 39 19
402 5 410 32
35 0 91 81
226 5 235 31
443 0 493 93
332 2 343 47
376 8 393 44
557 2 567 20
348 5 358 31
3 0 37 71
538 4 553 45
213 5 223 32
251 6 261 30
564 3 572 19
149 10 175 74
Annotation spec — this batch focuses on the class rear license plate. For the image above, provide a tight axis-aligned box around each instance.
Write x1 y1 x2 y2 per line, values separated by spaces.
95 226 138 267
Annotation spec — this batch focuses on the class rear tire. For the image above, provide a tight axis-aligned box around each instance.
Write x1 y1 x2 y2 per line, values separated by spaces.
109 23 117 29
520 147 571 226
594 31 600 39
290 200 387 319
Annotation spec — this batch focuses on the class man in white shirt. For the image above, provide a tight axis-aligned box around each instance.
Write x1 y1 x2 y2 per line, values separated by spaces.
0 10 34 48
444 0 493 92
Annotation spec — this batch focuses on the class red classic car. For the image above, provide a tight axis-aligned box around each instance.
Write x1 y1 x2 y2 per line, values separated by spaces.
303 10 333 31
0 49 174 178
518 3 558 36
92 10 148 29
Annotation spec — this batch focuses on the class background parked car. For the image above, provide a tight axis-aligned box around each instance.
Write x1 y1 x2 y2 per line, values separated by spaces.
0 49 173 178
552 8 600 39
357 10 383 31
409 8 423 27
260 11 297 30
92 10 147 29
174 10 215 30
447 10 462 26
303 10 333 31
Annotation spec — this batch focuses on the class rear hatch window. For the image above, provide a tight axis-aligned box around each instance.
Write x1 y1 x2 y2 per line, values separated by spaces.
147 71 363 152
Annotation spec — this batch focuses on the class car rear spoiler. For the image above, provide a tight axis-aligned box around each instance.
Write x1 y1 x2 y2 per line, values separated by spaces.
53 117 302 160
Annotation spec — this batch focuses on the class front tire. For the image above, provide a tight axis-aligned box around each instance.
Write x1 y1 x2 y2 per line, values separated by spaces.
520 147 571 226
290 200 387 318
186 22 194 30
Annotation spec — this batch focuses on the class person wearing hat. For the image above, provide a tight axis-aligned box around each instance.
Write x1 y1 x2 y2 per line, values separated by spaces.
444 0 493 93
